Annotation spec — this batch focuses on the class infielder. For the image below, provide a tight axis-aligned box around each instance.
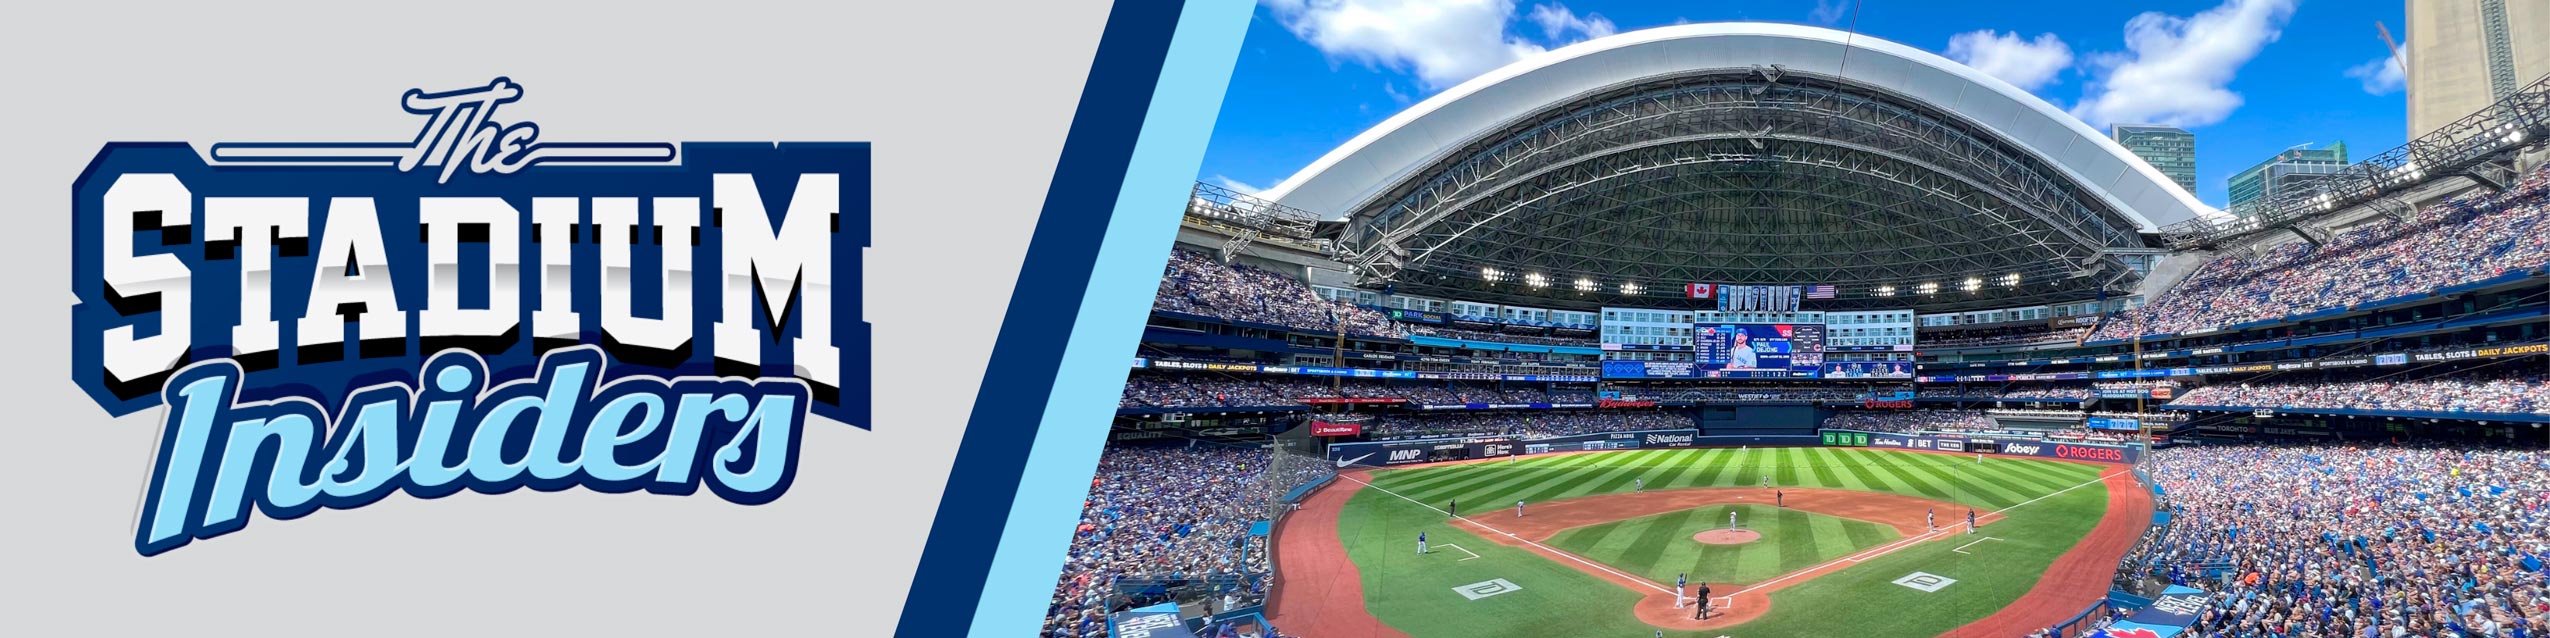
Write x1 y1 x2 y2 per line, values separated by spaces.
1635 477 1643 492
1927 508 1935 531
1417 531 1428 555
1776 489 1785 507
1967 509 1978 534
1516 500 1525 517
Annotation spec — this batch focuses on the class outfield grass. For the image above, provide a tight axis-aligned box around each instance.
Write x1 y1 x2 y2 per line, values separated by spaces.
1334 447 2113 638
1546 503 1898 586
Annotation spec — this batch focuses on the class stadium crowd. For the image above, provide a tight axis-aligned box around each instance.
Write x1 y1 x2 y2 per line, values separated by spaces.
1924 325 2092 349
1118 375 1605 409
1045 443 1323 638
2168 369 2550 416
2091 167 2550 340
1917 386 2099 401
1153 248 1408 338
1822 409 1992 433
1405 324 1598 347
1363 412 1691 440
2131 443 2550 638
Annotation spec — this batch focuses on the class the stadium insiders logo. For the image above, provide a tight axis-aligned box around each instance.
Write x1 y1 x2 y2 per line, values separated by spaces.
73 78 872 556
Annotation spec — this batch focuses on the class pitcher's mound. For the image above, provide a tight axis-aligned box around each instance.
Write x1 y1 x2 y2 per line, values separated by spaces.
1693 529 1761 544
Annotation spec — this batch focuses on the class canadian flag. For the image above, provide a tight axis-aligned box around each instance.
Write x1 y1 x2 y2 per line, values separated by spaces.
1685 283 1713 298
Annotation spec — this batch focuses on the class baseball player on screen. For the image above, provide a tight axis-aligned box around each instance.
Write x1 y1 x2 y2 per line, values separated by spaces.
1927 508 1936 531
1417 531 1428 555
1676 573 1687 609
1728 331 1759 369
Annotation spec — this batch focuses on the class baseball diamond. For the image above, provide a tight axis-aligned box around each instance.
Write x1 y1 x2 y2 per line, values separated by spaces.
1267 447 2143 637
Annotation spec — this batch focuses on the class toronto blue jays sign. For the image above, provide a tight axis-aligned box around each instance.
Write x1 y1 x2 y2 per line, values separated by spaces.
71 78 870 555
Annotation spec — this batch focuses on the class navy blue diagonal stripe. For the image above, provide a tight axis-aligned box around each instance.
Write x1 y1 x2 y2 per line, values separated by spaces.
892 0 1189 635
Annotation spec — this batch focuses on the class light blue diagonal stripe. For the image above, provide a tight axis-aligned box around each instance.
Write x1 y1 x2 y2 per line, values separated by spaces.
967 2 1256 636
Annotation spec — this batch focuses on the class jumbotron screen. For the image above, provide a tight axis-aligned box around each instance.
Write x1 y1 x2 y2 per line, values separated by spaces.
1695 323 1821 378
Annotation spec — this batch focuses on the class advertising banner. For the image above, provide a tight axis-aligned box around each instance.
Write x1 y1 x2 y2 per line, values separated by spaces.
1108 604 1201 638
1839 433 2140 464
2124 585 2210 630
1310 420 1365 436
2087 417 2144 431
1467 440 1520 459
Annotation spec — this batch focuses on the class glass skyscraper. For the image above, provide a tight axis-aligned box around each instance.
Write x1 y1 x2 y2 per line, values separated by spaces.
2226 142 2350 215
2110 124 2197 195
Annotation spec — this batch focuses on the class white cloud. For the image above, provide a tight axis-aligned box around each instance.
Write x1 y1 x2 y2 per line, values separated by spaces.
1809 0 1851 25
1945 30 2075 92
2344 45 2407 95
1262 0 1616 91
2069 0 2299 129
1212 175 1268 195
1527 3 1615 42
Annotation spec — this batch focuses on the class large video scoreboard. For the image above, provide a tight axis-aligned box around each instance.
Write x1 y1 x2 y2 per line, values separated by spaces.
1695 323 1822 378
1605 323 1826 379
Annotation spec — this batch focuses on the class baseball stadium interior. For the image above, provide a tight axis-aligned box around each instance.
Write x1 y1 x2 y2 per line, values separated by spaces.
1048 23 2550 638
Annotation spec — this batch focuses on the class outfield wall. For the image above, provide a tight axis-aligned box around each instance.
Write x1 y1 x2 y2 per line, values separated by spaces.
1325 430 1821 468
1818 429 2144 464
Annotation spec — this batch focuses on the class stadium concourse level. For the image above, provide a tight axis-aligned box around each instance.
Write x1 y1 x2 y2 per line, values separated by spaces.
2090 167 2550 341
1922 324 2092 349
1405 324 1596 347
1153 248 1408 338
2119 443 2550 638
1819 408 2150 442
2168 368 2550 416
1117 374 1599 409
1359 411 1691 441
1916 386 2099 400
1045 443 1322 638
1608 385 1901 402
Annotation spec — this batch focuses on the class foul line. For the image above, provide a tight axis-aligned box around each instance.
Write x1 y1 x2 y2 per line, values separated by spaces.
1338 474 1679 597
1437 543 1482 561
1728 468 2126 597
1951 537 2004 554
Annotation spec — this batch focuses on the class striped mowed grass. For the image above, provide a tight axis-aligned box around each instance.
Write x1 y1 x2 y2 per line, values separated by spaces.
1366 446 2104 520
1547 503 1898 585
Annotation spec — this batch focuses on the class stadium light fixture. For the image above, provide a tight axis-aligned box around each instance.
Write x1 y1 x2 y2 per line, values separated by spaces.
1574 278 1597 292
1525 273 1549 288
1875 285 1896 297
1620 282 1642 295
1960 277 1982 292
1916 282 1939 295
2000 273 2021 287
1482 267 1502 282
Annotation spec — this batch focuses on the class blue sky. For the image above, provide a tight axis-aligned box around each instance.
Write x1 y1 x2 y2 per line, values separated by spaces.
1197 0 2414 209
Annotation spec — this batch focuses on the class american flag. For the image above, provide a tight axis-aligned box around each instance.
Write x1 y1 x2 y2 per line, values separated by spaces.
1805 284 1837 299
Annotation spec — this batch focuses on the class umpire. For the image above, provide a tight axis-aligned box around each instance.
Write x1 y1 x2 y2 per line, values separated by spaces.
1693 582 1713 619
